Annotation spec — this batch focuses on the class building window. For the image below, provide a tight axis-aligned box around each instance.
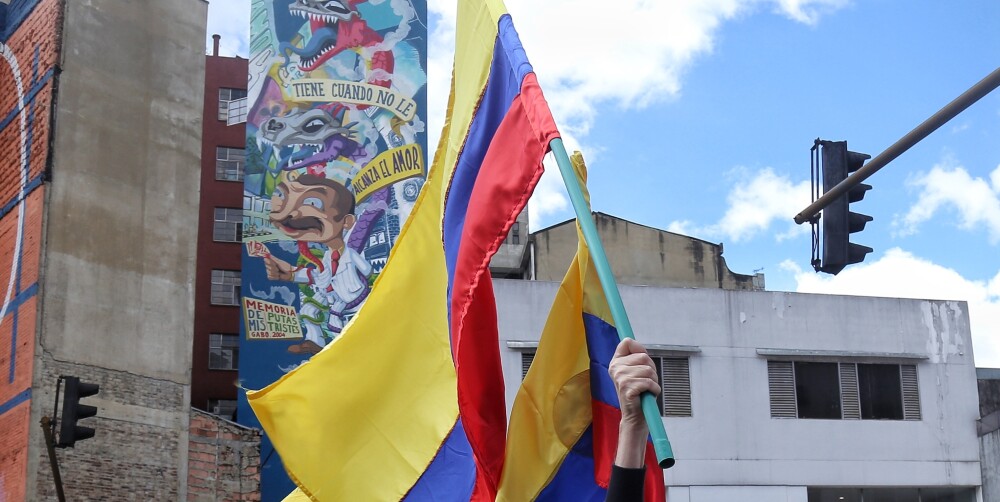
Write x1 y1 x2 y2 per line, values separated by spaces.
216 146 245 181
768 361 921 420
207 398 237 420
218 88 248 120
520 351 535 379
795 361 842 419
652 356 693 417
510 222 520 245
213 207 243 242
211 270 241 306
520 351 692 417
208 333 239 370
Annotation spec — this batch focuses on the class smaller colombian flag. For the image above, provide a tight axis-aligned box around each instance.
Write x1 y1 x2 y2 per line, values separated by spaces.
247 0 560 500
497 153 666 501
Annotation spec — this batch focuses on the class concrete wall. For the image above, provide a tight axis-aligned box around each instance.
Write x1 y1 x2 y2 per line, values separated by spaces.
187 409 261 502
532 213 762 290
0 0 62 500
979 368 1000 418
26 0 207 499
490 209 529 277
494 280 982 491
982 428 1000 502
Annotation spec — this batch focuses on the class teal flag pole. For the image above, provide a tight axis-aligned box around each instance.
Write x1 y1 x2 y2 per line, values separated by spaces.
548 138 676 469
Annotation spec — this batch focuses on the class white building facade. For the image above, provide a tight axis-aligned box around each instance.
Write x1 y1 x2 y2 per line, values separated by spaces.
495 280 983 502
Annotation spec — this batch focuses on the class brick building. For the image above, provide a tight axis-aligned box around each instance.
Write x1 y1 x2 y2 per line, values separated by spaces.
191 36 248 420
0 0 206 499
187 408 261 502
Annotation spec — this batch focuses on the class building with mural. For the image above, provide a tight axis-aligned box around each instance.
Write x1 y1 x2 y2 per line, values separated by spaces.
238 0 429 497
0 0 206 499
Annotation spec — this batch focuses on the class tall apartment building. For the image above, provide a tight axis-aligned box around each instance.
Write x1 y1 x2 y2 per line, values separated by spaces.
190 36 248 420
1 0 206 499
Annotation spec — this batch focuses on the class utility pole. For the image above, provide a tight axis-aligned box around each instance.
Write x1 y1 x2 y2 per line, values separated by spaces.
40 416 67 502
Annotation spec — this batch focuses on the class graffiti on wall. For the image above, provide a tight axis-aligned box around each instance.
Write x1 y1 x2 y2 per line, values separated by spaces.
242 1 427 356
0 0 61 500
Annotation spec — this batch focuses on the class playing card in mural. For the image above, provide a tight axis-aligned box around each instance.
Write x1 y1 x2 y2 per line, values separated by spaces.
242 0 427 357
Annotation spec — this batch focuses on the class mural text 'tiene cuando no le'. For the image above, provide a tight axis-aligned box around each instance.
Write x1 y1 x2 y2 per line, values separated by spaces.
241 0 427 361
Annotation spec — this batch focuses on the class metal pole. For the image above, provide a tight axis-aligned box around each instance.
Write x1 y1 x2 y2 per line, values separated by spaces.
549 138 676 469
40 416 67 502
794 66 1000 225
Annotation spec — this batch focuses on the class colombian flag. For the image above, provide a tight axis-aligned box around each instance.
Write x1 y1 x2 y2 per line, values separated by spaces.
246 0 559 499
497 154 666 501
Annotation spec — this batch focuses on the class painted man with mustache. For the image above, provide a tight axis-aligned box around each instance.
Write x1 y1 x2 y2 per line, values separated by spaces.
263 173 372 354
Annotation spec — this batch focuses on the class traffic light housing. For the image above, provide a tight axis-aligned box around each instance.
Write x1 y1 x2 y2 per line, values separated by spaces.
818 140 872 275
58 376 99 448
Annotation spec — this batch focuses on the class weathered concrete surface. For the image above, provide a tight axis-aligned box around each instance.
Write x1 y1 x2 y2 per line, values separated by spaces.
26 0 207 499
495 280 982 492
983 427 1000 502
532 212 763 290
979 368 1000 418
39 0 206 382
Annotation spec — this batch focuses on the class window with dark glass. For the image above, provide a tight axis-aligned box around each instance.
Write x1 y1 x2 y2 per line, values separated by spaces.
213 207 243 242
208 333 239 370
210 269 241 306
768 360 921 421
216 146 245 181
794 361 842 419
858 363 904 420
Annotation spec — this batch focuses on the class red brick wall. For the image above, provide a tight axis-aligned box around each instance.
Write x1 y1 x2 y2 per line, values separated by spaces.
187 408 261 501
0 0 63 500
191 54 248 411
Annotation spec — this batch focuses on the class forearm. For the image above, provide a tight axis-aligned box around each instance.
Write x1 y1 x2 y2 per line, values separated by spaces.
614 420 649 469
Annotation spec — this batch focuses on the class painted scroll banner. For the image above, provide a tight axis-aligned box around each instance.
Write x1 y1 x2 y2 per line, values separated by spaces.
286 79 418 121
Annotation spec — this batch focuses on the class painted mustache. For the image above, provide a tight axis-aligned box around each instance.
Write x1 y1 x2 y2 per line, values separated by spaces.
274 215 324 232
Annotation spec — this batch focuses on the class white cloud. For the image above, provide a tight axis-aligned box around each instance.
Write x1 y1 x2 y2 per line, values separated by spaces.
896 160 1000 243
428 0 847 223
206 0 250 56
668 167 811 242
206 0 848 223
773 0 849 25
785 248 1000 367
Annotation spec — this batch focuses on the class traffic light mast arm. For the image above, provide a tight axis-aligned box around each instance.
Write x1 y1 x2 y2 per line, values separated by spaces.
794 66 1000 225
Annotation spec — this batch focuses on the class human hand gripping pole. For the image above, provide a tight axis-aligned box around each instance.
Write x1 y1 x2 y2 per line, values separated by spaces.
549 139 675 469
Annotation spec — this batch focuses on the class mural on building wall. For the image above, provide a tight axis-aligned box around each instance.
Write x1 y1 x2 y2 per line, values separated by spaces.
241 2 426 496
0 0 62 500
242 0 427 356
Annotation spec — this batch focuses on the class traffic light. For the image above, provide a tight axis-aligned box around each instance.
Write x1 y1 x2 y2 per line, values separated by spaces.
58 376 100 448
819 140 872 275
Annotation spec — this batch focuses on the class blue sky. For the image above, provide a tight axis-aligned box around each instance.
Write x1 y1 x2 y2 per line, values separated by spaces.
208 0 1000 366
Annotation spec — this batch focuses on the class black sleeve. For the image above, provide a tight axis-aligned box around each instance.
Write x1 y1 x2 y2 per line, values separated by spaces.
605 465 645 502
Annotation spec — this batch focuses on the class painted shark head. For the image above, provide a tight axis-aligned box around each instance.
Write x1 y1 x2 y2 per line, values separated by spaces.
259 108 352 148
258 108 360 171
289 0 354 24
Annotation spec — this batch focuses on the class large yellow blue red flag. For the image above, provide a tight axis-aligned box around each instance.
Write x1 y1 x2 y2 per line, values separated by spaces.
246 0 560 499
497 153 666 501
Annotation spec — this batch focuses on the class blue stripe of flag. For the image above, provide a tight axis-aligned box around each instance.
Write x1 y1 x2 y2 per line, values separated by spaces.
402 418 476 500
